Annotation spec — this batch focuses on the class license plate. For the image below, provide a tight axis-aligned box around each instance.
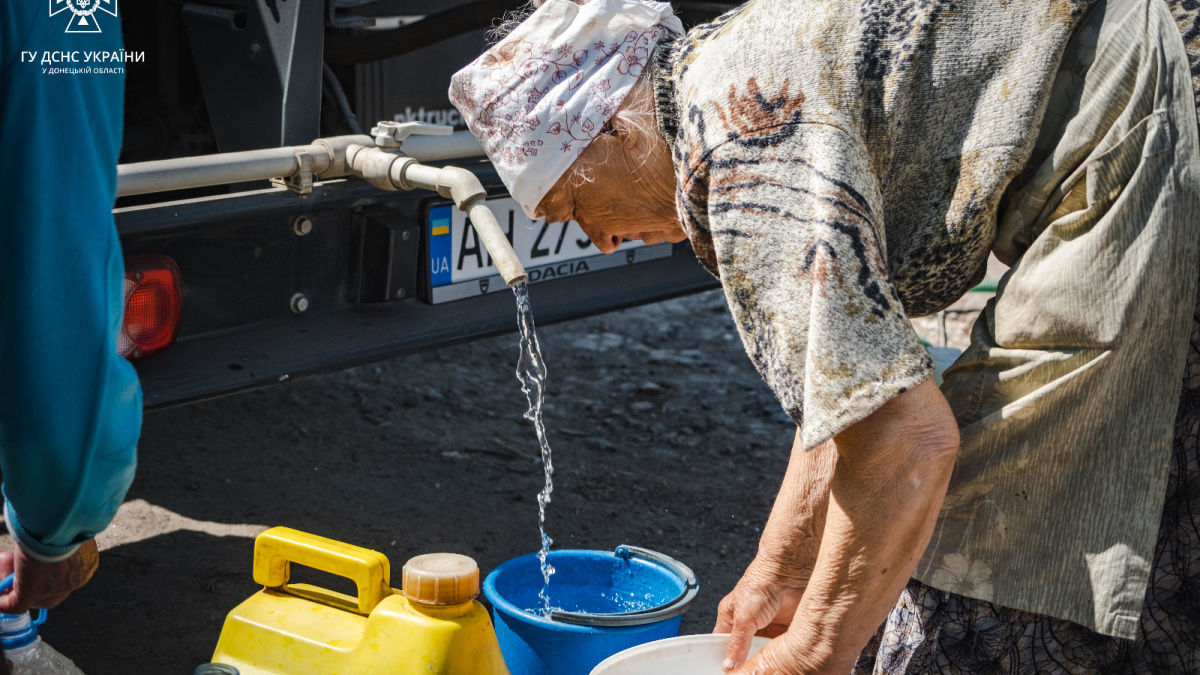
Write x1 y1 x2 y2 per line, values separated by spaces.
426 198 673 304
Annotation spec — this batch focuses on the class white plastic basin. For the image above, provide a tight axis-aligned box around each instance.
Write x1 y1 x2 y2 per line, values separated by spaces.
589 634 771 675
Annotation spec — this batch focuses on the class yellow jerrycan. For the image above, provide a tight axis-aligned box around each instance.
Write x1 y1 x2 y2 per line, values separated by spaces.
211 527 510 675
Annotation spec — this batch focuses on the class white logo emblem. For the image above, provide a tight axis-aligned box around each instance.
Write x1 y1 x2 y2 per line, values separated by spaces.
50 0 118 34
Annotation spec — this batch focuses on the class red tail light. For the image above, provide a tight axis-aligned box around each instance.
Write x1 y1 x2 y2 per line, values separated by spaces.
118 255 182 361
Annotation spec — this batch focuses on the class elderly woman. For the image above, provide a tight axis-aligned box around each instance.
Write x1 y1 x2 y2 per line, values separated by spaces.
451 0 1200 672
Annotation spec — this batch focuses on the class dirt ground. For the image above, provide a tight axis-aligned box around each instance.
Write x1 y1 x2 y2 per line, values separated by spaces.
22 281 994 674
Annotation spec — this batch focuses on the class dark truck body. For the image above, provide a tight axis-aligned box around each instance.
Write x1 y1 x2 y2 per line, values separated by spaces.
116 0 736 410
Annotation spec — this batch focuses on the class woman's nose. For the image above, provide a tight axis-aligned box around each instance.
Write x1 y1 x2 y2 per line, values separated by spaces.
591 233 622 254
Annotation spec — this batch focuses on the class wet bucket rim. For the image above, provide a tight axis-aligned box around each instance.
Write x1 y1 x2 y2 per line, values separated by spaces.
483 548 696 633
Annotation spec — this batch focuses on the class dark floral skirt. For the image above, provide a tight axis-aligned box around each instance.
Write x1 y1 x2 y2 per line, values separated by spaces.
855 296 1200 674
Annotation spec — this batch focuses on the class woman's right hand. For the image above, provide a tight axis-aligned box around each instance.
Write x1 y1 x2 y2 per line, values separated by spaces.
715 554 809 669
715 433 837 670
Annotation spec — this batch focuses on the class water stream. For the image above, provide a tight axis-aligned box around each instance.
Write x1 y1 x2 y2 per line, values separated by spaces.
513 281 556 615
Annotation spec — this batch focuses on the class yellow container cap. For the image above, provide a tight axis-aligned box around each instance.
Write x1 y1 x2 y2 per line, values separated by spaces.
403 553 480 606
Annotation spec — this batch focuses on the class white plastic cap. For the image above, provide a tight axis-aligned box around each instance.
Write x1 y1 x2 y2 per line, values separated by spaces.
0 613 29 635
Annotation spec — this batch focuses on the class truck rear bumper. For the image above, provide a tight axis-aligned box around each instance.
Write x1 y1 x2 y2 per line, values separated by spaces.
117 170 718 410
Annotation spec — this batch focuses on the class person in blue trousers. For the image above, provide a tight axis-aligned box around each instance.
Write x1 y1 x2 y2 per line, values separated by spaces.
0 0 142 654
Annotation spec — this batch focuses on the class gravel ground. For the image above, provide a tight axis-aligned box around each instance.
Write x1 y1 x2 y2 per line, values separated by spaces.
30 268 1000 673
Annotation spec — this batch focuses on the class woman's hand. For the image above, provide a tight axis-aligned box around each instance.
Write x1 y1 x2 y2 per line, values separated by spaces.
716 557 807 667
717 434 836 669
727 379 959 674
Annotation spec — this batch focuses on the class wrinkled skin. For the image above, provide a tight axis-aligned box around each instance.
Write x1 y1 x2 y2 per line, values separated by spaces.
719 380 958 674
535 104 684 251
0 539 99 615
0 542 94 671
714 439 837 666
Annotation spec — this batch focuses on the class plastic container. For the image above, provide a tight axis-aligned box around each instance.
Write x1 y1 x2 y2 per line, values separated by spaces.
209 527 509 675
483 546 699 675
590 634 771 675
0 605 85 675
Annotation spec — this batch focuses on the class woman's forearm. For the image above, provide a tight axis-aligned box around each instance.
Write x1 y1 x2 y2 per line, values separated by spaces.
764 379 959 672
756 431 837 583
717 432 839 667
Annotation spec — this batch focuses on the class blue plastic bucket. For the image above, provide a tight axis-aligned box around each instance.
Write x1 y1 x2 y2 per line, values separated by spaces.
483 546 699 675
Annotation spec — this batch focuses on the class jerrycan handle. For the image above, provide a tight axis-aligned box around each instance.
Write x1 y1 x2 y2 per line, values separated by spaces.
253 527 392 614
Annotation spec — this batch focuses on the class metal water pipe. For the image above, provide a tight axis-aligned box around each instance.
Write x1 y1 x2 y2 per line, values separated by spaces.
346 122 527 287
115 123 527 287
115 129 484 197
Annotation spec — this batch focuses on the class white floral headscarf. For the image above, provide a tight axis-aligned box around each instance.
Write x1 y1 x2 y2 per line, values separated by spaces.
449 0 682 218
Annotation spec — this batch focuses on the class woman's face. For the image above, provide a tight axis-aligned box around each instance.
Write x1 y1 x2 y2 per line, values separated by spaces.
536 119 685 254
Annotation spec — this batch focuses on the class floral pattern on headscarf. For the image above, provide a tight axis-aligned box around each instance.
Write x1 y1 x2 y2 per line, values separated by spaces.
449 0 681 217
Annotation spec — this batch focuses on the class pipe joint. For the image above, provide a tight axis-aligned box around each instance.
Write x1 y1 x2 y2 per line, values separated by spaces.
389 156 420 191
435 166 488 211
346 144 404 191
341 138 527 287
313 134 373 178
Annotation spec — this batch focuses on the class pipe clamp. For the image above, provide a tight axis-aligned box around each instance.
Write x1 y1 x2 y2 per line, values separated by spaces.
272 150 314 195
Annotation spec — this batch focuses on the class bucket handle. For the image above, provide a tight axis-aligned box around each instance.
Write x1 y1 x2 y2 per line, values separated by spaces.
253 527 392 615
550 545 699 627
